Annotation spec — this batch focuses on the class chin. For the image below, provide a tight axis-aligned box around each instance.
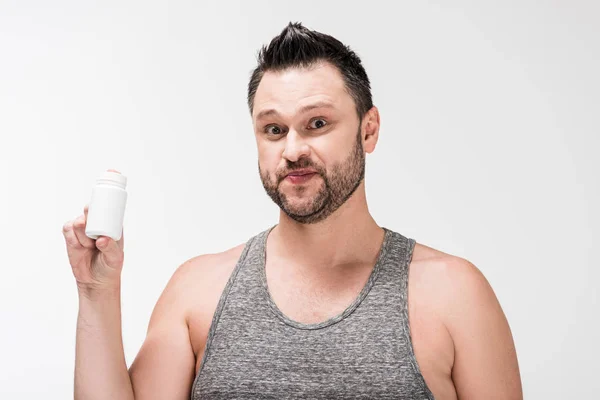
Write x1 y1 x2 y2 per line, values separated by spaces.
282 198 312 211
280 195 320 212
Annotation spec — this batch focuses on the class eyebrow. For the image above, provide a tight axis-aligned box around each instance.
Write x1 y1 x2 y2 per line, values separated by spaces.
255 102 336 121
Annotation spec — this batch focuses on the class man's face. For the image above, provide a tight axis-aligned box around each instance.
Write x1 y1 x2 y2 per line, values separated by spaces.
252 62 366 224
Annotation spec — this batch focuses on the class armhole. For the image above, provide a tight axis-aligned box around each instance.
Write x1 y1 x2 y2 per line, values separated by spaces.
400 237 437 400
189 234 257 399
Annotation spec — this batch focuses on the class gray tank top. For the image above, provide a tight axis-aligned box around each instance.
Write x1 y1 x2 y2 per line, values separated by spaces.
191 225 435 400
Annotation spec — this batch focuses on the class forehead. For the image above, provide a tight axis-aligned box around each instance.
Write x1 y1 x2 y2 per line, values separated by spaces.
252 62 353 119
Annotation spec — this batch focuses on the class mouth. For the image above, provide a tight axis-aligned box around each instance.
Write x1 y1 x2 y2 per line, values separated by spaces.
285 169 317 177
284 170 318 184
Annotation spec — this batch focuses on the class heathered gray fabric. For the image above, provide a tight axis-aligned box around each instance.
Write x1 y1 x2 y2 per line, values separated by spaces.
191 225 435 400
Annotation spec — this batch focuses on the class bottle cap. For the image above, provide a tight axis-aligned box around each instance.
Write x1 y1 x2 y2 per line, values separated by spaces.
97 170 127 189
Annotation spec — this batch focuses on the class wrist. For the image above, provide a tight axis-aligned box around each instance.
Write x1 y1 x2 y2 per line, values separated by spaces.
77 281 121 301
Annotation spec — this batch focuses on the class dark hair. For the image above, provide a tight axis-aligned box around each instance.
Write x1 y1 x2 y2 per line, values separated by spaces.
247 22 373 120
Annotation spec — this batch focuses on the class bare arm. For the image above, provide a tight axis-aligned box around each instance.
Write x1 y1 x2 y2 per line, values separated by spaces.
127 259 197 399
65 188 198 400
443 259 523 400
64 197 136 400
74 260 198 400
75 286 135 400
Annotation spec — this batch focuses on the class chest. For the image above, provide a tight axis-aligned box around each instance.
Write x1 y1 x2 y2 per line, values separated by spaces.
266 260 375 325
189 259 457 399
192 300 436 400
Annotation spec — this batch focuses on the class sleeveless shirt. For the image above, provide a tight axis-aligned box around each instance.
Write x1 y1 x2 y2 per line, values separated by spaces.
190 225 435 399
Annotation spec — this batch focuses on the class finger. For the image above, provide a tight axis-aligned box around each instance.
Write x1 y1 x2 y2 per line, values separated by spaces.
96 236 124 267
107 169 121 174
73 215 96 249
117 226 125 250
62 221 84 249
83 204 88 219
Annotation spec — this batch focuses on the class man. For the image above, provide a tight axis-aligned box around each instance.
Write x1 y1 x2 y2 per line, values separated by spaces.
63 22 522 399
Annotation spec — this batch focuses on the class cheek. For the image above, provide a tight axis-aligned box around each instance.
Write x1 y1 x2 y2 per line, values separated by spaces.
311 136 345 167
257 145 281 174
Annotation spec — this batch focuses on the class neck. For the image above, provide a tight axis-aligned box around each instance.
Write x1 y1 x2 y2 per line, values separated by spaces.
269 185 384 269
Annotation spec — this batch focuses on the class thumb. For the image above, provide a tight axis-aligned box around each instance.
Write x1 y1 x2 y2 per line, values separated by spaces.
96 236 124 268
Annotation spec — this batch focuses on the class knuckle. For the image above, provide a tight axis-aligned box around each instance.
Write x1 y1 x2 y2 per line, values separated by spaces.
65 235 80 247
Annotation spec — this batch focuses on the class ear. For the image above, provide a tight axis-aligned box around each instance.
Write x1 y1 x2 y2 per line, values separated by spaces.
362 106 380 154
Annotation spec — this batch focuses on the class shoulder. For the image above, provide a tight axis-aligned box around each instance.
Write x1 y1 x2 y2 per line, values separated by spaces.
155 240 248 325
170 241 248 300
411 241 501 326
410 242 522 398
175 242 248 284
411 241 494 304
172 241 250 358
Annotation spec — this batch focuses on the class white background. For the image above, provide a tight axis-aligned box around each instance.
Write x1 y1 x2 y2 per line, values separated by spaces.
1 1 598 398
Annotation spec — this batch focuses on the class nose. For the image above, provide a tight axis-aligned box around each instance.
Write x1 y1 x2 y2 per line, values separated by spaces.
281 129 311 162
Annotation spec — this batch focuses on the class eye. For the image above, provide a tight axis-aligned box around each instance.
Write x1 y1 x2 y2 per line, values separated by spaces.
308 118 327 130
264 125 285 136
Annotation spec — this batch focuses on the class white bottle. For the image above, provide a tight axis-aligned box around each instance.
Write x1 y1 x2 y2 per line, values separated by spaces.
85 170 128 241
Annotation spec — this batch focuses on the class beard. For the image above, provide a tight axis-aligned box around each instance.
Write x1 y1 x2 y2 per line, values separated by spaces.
259 129 365 224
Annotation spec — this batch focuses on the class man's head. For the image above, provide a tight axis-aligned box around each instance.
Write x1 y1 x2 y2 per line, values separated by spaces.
248 22 380 224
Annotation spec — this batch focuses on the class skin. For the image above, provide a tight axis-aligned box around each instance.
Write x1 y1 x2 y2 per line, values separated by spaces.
66 62 523 399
